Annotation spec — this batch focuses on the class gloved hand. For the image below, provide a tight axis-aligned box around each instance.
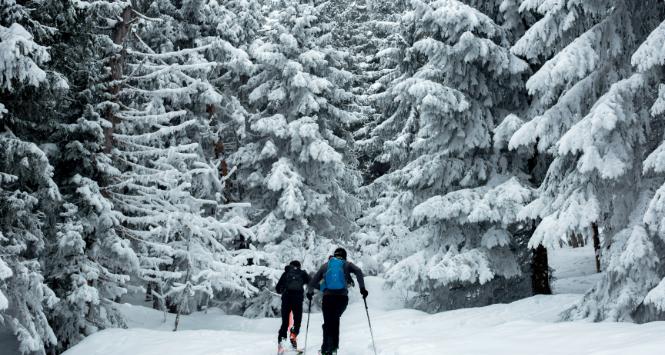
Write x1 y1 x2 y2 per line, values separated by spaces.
306 292 313 301
360 288 368 299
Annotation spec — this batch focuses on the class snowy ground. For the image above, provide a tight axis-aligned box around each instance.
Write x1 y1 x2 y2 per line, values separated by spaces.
12 247 665 355
62 278 665 355
549 244 603 294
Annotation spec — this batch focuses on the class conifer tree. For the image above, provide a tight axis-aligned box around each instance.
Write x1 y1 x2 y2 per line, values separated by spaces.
0 1 60 352
352 0 410 181
100 1 271 326
640 19 665 317
356 0 532 311
507 0 665 321
232 0 362 314
36 2 142 350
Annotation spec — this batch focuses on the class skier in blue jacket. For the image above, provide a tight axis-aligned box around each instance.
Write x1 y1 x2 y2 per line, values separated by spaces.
307 248 368 355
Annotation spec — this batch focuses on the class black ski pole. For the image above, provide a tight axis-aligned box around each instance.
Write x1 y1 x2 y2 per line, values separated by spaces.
303 298 312 355
363 298 378 355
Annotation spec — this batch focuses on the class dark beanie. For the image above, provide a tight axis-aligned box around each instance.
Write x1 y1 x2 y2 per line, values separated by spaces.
289 260 301 268
333 247 347 259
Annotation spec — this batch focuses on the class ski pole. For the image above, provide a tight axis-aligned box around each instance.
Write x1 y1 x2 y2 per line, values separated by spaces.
303 298 312 355
363 298 378 355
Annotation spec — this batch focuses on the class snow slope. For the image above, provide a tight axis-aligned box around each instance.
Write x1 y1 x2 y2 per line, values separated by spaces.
62 277 665 355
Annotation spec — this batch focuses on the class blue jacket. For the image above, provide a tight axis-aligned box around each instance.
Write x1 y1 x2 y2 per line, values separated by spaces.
307 258 365 296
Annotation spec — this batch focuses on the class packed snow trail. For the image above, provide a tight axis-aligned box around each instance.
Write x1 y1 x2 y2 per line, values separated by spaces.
62 277 665 355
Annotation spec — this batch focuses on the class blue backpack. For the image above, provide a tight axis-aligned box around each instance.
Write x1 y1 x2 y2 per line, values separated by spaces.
323 257 346 291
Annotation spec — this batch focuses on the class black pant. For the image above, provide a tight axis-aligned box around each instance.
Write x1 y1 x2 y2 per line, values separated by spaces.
278 294 303 341
321 294 348 352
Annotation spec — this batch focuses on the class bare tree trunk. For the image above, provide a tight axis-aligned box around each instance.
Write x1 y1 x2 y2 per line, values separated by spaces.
145 282 153 302
174 235 192 332
152 282 164 310
568 231 586 248
104 6 132 154
214 139 229 182
173 299 182 332
592 222 601 273
569 231 579 248
577 232 586 247
173 275 190 331
532 244 552 294
526 144 552 295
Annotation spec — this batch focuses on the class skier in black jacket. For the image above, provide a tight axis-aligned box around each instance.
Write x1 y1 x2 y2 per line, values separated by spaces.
276 260 311 351
307 248 368 355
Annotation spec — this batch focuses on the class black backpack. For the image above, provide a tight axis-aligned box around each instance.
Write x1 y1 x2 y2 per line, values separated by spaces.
285 267 304 291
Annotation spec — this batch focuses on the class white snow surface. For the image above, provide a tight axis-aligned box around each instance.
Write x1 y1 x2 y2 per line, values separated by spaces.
549 245 603 294
61 276 665 355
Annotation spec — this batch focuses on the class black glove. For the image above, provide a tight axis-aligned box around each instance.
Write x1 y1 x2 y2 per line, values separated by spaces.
306 292 313 301
360 288 368 299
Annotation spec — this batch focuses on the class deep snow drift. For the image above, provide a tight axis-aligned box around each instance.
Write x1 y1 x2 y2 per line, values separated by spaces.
62 276 665 355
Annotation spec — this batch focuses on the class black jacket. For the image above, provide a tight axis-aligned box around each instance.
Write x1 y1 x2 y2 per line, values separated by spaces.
307 258 365 296
276 265 311 299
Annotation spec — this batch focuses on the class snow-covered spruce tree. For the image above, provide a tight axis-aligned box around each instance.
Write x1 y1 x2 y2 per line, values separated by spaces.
572 4 665 322
0 2 61 353
232 0 362 315
101 1 271 327
0 139 60 355
354 0 423 275
505 0 665 320
315 0 374 138
352 0 410 182
316 0 404 85
508 0 654 254
214 0 263 49
355 0 533 311
640 19 665 319
31 2 143 351
180 0 264 203
558 73 664 319
508 0 644 252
